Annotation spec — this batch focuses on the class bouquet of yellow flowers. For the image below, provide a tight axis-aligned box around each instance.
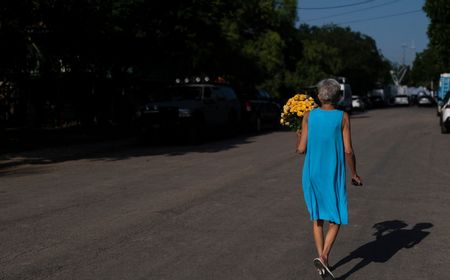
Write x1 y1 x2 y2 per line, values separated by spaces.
280 93 318 131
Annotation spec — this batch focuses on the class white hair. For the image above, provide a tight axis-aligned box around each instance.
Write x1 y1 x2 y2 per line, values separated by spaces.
317 79 341 104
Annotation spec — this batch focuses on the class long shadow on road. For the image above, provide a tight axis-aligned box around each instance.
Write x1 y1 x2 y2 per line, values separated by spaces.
0 129 290 176
333 220 433 280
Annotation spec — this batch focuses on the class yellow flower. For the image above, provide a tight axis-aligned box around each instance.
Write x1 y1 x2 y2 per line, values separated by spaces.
280 93 317 129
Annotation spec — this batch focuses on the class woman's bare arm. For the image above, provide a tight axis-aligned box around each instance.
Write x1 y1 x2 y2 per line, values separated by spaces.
342 112 362 183
296 111 309 154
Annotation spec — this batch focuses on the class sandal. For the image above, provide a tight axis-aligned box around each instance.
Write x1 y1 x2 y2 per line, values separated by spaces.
317 268 324 276
313 258 335 279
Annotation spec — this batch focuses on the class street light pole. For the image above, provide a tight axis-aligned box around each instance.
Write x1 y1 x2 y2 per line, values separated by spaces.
401 43 407 66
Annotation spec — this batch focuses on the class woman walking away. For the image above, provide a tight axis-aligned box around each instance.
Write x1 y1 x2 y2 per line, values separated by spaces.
296 78 362 279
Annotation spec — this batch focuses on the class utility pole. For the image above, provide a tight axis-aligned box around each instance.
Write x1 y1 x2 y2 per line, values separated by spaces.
402 43 407 66
400 41 416 67
410 40 416 69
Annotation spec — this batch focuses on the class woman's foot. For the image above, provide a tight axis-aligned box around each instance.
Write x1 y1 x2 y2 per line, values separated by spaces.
320 255 329 267
314 257 335 279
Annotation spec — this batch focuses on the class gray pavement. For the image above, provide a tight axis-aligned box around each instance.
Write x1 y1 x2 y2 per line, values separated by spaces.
0 107 449 280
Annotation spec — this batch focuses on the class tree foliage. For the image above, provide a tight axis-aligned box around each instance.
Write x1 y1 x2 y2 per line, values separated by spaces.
0 0 392 128
292 25 391 95
424 0 450 68
409 47 443 87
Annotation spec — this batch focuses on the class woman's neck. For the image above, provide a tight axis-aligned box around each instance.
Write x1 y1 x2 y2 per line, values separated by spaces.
320 103 335 110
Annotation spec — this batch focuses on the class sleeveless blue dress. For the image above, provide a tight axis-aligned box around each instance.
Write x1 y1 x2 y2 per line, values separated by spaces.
302 108 348 224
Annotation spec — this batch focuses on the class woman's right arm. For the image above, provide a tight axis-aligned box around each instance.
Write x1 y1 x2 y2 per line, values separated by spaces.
342 112 362 184
296 111 309 154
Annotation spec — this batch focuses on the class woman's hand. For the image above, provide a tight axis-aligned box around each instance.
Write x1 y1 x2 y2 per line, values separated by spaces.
351 174 363 186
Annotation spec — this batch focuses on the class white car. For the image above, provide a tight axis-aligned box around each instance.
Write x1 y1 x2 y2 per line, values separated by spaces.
417 95 433 106
440 92 450 133
394 95 410 106
352 95 365 111
416 91 433 106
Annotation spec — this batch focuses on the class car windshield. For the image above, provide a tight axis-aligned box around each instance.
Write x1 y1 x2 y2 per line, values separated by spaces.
154 86 202 101
237 88 259 99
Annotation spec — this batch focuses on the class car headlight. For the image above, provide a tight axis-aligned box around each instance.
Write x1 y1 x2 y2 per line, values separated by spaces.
178 108 192 118
143 105 159 113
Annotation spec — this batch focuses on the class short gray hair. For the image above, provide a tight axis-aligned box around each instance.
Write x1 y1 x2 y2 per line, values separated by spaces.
317 79 341 104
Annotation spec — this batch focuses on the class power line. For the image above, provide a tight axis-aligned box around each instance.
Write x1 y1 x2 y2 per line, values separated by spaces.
336 9 422 24
298 0 377 10
302 0 401 22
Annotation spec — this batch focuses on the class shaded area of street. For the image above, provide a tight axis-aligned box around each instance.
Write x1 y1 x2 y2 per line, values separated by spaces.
0 107 449 280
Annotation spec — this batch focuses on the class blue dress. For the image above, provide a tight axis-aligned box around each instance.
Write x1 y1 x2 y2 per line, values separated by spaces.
302 108 348 224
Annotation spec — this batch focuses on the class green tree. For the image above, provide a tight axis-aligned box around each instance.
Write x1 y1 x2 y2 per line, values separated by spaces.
409 47 444 88
424 0 450 68
1 0 397 128
292 24 391 95
288 39 342 87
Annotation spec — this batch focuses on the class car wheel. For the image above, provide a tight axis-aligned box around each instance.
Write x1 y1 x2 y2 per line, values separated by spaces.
227 111 239 135
272 111 281 130
137 126 159 144
441 122 449 134
187 117 205 144
255 115 262 132
272 117 280 130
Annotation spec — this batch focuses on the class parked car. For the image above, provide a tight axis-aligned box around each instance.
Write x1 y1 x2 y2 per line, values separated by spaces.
439 91 450 134
417 92 434 106
393 95 410 106
352 95 366 111
436 90 450 117
237 88 281 131
136 83 241 143
336 80 353 112
368 88 388 108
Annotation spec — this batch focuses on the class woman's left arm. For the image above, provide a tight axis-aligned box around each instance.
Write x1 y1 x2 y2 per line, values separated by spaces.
296 111 309 154
342 112 362 184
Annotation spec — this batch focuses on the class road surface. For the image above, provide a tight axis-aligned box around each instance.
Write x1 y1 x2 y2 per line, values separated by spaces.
0 107 449 280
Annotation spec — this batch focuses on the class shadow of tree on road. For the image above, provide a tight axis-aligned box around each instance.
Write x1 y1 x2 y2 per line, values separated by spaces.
333 220 433 280
0 129 292 176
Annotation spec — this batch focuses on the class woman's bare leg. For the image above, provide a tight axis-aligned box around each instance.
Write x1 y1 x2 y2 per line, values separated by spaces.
321 222 340 266
313 220 325 257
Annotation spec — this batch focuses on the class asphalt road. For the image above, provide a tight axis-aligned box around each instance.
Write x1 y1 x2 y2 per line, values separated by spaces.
1 107 449 280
